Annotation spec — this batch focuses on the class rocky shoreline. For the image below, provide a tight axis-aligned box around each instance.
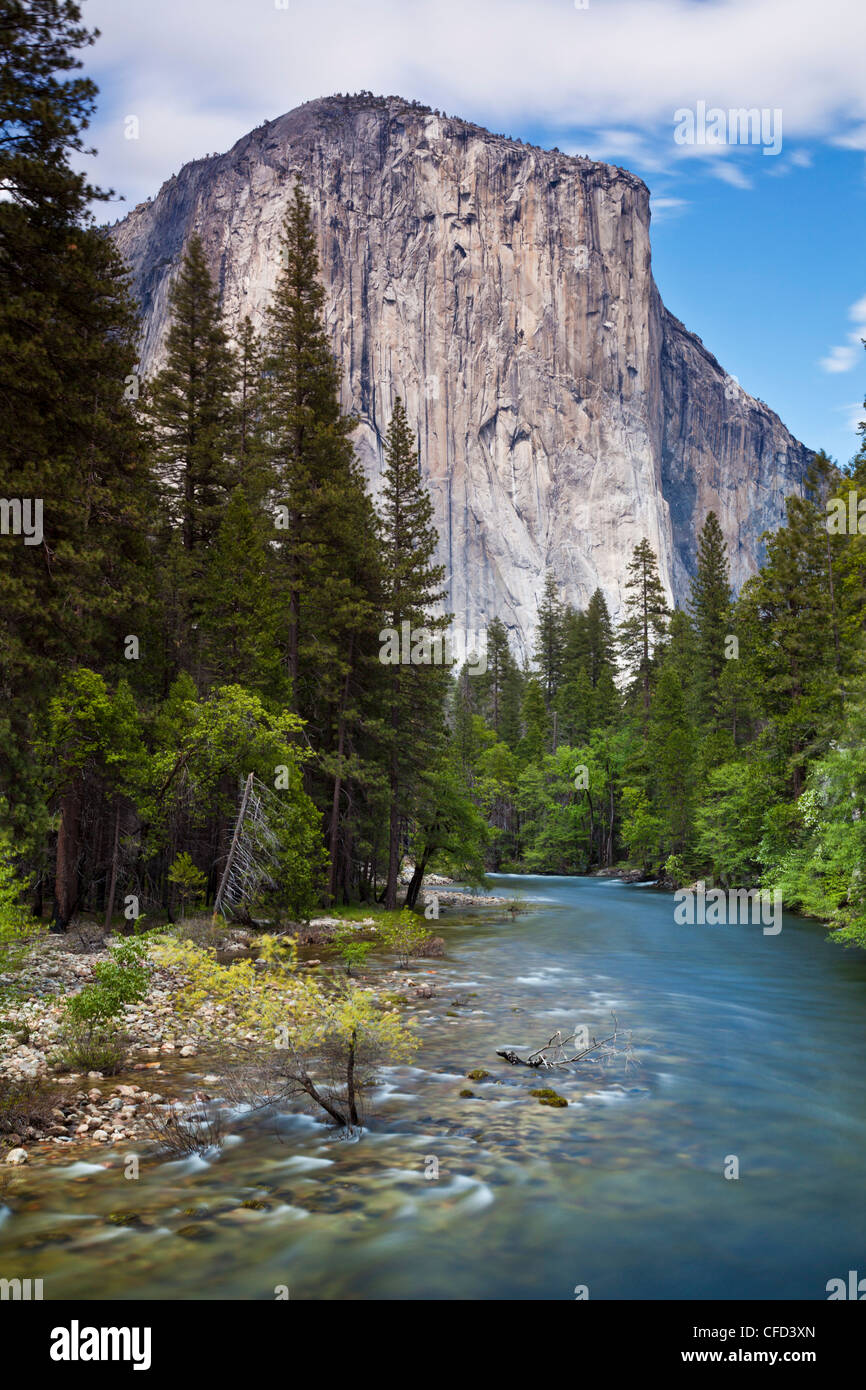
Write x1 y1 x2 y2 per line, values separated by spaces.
0 909 464 1166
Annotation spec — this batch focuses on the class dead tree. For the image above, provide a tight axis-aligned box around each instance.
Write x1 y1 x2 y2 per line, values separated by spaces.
496 1014 637 1071
212 773 283 922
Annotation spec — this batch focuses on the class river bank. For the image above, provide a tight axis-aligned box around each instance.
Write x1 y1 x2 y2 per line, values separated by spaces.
0 893 511 1167
2 875 865 1300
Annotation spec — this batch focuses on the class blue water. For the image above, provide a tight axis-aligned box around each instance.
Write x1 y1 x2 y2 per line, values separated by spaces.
4 875 866 1300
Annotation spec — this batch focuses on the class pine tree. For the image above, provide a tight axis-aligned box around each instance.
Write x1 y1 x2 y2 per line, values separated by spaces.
261 184 384 899
199 489 286 700
618 539 671 722
518 679 549 766
233 316 270 504
263 181 359 704
534 572 565 705
499 658 525 752
378 397 448 908
585 589 617 686
478 617 516 734
647 665 697 859
146 233 238 554
0 1 155 864
689 512 733 725
739 461 845 796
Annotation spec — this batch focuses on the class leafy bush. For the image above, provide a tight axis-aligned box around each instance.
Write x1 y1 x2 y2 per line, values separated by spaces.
152 933 417 1129
58 934 152 1074
332 926 373 976
0 837 43 983
379 909 434 968
167 852 208 919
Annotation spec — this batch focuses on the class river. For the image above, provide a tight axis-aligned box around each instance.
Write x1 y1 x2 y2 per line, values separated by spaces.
3 875 866 1300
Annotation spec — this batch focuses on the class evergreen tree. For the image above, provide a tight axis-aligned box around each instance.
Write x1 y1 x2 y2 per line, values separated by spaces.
689 512 733 725
233 315 270 504
739 472 843 796
518 679 549 766
646 666 697 860
534 572 565 705
199 489 286 700
146 233 238 554
0 0 154 861
585 589 617 686
618 539 671 722
478 616 514 734
499 658 525 752
263 181 359 704
261 184 384 900
378 397 448 908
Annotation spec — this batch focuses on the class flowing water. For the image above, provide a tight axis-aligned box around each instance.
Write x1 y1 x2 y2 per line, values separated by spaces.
3 875 866 1300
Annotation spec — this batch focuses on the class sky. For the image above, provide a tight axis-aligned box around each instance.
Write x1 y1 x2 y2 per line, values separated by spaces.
79 0 866 464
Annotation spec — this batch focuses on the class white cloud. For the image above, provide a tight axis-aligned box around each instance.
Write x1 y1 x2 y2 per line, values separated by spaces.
650 195 690 221
821 345 860 373
710 161 753 189
820 293 866 373
79 0 866 207
840 401 866 432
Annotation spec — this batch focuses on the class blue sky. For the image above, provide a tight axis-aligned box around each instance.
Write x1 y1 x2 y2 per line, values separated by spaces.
80 0 866 464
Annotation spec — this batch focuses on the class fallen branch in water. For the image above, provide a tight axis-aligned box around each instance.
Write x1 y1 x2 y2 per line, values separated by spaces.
497 1014 637 1071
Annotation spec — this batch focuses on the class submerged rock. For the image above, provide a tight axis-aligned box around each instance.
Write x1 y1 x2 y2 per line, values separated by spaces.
530 1088 568 1108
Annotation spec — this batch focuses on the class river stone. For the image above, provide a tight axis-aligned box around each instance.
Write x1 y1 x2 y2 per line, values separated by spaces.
4 1147 28 1165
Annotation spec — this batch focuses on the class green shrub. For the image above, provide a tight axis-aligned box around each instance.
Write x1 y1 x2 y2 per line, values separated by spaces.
63 935 151 1027
331 927 373 976
0 837 43 985
58 934 152 1075
167 852 207 920
379 909 433 968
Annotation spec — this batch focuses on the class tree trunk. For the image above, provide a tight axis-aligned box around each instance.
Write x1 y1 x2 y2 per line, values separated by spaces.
327 649 353 904
405 850 430 910
384 693 401 908
300 1071 347 1128
104 801 121 933
52 778 83 931
346 1030 359 1128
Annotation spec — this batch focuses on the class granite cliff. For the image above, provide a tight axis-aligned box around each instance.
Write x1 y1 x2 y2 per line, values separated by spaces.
110 93 812 656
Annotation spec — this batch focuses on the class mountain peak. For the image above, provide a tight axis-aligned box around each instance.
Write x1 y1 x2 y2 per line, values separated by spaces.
110 96 810 652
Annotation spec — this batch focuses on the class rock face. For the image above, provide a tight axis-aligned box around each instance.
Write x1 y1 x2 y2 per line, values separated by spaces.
110 93 812 657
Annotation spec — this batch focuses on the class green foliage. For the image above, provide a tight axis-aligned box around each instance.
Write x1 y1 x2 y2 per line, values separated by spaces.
332 928 374 976
618 538 671 720
167 853 208 919
63 935 151 1027
58 934 152 1074
0 837 41 980
379 909 435 968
